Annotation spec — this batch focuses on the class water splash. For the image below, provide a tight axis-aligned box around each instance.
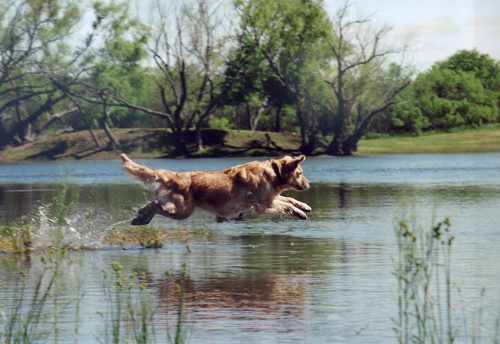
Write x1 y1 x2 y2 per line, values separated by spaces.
28 204 117 250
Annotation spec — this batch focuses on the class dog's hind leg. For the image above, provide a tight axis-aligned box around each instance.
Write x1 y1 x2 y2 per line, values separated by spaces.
131 198 195 225
155 198 195 220
131 201 160 225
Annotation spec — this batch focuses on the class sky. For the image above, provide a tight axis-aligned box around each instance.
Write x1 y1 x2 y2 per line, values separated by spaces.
127 0 500 72
324 0 500 71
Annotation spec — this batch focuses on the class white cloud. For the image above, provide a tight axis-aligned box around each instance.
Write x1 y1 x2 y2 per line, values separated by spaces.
388 16 461 45
407 40 434 53
413 17 461 35
470 16 500 27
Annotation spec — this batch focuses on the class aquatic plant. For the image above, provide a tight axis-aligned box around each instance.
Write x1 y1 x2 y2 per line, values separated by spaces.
106 262 157 344
0 225 33 254
394 217 458 343
169 259 190 344
0 246 69 343
101 247 192 344
393 217 500 343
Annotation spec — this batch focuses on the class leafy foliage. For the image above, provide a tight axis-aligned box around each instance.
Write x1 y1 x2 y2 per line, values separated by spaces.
390 50 500 134
0 0 498 156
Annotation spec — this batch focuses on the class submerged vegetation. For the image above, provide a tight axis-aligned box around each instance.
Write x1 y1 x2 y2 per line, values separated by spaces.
0 182 207 253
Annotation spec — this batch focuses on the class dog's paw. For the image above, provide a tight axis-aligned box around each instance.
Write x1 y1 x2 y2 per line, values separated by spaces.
130 203 157 226
233 213 244 221
294 211 308 220
131 216 147 226
300 203 312 212
285 205 308 220
216 216 227 223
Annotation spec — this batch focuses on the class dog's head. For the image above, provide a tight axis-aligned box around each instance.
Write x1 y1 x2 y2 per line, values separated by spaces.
272 155 310 191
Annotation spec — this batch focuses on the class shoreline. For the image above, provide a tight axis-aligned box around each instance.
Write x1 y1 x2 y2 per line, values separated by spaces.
1 126 500 161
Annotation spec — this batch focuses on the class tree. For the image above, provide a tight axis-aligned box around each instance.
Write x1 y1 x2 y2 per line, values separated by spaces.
222 33 273 131
0 0 151 150
55 0 151 152
437 49 500 92
151 0 232 155
234 0 333 154
72 0 236 156
323 2 410 156
0 0 81 147
390 50 500 133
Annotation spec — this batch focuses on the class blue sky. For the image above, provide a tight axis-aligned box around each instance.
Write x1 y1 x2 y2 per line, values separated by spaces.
324 0 500 71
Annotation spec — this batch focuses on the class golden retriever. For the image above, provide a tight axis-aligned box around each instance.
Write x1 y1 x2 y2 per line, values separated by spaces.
120 153 312 225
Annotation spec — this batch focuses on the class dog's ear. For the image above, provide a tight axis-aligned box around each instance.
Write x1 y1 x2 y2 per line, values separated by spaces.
273 155 305 180
283 155 305 174
295 155 306 163
271 159 285 180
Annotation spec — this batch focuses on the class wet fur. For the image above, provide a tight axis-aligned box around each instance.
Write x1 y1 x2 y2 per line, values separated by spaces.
120 153 312 225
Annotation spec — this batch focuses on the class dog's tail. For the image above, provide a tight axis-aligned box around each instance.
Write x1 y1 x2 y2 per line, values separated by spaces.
120 153 157 185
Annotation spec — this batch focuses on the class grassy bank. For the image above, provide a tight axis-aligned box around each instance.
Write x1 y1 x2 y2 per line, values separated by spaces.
0 126 499 161
0 128 308 161
358 125 500 155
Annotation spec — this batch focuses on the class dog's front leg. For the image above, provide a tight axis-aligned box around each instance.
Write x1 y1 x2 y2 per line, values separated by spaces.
256 200 308 220
278 196 312 213
215 213 244 222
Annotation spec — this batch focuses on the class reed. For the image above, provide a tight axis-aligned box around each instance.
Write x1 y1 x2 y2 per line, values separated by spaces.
393 217 500 343
101 245 192 343
1 245 69 343
101 262 158 343
394 217 457 343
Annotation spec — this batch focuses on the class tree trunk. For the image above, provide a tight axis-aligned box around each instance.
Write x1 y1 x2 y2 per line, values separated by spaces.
342 102 398 156
0 95 64 148
195 122 204 151
171 126 189 157
30 107 79 141
274 104 282 132
327 113 347 155
88 125 101 148
296 106 311 154
250 98 268 131
327 85 347 156
99 109 119 150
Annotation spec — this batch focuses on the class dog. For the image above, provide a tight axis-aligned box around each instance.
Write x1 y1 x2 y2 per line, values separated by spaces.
120 153 312 225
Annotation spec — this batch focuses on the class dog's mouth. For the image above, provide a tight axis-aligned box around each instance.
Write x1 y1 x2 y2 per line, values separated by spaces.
296 184 310 191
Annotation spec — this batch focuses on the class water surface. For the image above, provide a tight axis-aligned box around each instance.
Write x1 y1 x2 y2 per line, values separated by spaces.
0 153 499 343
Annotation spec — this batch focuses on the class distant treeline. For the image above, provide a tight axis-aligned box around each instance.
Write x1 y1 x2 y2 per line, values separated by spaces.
1 0 499 156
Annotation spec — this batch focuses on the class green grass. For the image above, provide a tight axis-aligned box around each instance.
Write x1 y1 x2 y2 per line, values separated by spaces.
358 125 500 155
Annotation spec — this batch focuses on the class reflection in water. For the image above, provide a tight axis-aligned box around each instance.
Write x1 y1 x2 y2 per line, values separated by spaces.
0 154 500 343
0 234 341 342
157 272 311 332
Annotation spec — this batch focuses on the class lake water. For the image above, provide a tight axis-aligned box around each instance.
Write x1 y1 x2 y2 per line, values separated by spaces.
0 153 499 343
